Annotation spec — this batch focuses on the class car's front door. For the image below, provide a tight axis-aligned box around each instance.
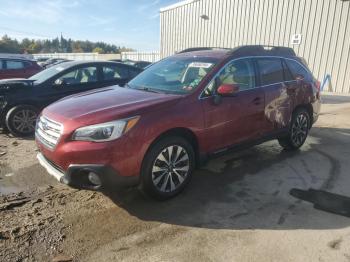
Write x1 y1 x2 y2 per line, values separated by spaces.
256 58 295 134
200 58 265 152
39 65 100 107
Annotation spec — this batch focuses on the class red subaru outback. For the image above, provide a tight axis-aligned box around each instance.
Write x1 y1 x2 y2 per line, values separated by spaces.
36 46 321 199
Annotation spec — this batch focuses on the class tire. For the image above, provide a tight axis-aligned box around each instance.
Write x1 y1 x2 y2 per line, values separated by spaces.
5 105 39 137
140 136 195 200
278 108 310 150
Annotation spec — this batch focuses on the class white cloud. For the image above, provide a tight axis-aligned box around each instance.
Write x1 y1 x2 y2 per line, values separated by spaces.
137 0 160 12
0 0 81 24
88 15 116 26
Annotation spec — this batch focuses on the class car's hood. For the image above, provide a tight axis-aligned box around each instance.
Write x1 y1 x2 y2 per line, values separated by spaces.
0 78 35 93
44 86 183 125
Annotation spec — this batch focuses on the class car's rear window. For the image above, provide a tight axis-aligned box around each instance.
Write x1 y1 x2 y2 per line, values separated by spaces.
257 58 284 86
285 59 312 81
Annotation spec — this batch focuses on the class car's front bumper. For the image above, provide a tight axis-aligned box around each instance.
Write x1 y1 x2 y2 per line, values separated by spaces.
37 153 139 190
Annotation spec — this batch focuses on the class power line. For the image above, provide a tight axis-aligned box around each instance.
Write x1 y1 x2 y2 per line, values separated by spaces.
0 26 53 38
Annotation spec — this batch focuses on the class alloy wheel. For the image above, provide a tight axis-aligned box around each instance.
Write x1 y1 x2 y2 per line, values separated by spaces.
291 113 308 147
12 109 37 134
152 145 190 193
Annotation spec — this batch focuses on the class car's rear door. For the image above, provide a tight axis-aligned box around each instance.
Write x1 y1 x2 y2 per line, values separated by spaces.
101 64 136 87
201 58 265 151
256 57 294 134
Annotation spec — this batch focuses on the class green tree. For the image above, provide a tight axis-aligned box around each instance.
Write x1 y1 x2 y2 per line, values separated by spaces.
92 47 104 54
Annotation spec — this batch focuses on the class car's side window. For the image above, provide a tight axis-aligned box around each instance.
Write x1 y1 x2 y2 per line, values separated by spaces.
128 67 141 78
0 60 4 69
57 66 98 86
6 60 25 70
282 60 294 81
257 58 284 86
285 59 311 81
102 65 129 81
202 59 255 97
218 59 255 91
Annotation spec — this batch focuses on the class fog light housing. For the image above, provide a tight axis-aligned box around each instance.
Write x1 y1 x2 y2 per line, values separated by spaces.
88 172 101 186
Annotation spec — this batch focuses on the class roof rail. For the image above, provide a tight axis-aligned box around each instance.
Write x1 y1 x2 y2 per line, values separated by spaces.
229 45 296 57
178 47 230 53
178 45 296 57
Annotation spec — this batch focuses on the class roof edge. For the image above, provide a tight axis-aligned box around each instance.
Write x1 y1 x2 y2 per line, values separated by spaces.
160 0 200 13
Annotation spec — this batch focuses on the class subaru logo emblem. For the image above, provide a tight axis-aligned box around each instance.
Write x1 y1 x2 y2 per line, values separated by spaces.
42 120 49 131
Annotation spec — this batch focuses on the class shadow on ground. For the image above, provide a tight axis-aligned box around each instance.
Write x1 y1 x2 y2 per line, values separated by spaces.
103 126 350 230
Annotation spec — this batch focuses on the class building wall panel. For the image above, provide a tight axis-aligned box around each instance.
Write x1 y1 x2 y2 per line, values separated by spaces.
160 0 350 93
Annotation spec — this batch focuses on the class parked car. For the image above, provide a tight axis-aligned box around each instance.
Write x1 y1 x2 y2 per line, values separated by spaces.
123 60 152 69
0 61 143 136
0 58 42 80
35 45 321 200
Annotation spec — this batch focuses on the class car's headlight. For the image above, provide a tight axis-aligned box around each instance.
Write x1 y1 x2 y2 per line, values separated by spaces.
72 116 140 142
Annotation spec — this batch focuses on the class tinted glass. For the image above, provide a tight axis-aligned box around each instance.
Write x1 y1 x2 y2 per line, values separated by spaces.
285 59 311 81
218 59 255 91
129 56 218 94
202 59 255 97
257 58 284 85
29 63 69 84
58 66 97 85
102 65 129 80
282 60 294 81
6 60 24 69
0 60 4 69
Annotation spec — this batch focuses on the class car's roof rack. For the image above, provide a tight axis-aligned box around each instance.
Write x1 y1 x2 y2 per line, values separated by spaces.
178 47 231 53
178 45 296 57
229 45 296 57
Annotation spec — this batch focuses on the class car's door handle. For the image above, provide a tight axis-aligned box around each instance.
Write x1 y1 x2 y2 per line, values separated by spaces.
252 97 262 105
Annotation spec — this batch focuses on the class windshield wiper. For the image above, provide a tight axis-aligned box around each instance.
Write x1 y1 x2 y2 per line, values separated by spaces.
135 86 164 94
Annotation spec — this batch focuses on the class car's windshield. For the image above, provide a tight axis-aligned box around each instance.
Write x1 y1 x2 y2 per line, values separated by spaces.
128 56 219 94
29 64 69 84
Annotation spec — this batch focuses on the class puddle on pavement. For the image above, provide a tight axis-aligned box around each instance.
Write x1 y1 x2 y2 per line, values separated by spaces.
0 163 55 196
0 164 22 195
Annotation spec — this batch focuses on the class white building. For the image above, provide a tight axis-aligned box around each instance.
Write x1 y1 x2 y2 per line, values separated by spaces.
160 0 350 93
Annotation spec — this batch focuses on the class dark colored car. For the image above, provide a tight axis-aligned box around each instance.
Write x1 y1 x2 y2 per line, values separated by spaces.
0 61 142 136
0 58 42 80
35 46 321 200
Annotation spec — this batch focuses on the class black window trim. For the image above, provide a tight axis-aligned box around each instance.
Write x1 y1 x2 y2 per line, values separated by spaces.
199 55 312 100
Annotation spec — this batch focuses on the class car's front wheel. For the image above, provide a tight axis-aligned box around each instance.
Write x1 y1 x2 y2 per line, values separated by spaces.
278 108 310 150
5 105 38 137
140 136 195 200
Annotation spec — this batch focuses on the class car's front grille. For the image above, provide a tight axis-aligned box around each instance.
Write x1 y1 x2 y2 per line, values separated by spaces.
35 116 63 149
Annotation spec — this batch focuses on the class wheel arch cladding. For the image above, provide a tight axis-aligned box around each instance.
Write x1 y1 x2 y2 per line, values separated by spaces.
144 127 199 166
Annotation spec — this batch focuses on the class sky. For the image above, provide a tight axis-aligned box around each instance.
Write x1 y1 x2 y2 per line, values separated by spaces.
0 0 180 51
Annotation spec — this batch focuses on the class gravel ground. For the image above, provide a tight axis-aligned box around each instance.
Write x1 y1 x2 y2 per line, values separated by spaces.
1 94 350 262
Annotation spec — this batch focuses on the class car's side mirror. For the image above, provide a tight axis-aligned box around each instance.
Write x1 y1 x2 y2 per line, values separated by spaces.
217 84 240 96
53 78 66 87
